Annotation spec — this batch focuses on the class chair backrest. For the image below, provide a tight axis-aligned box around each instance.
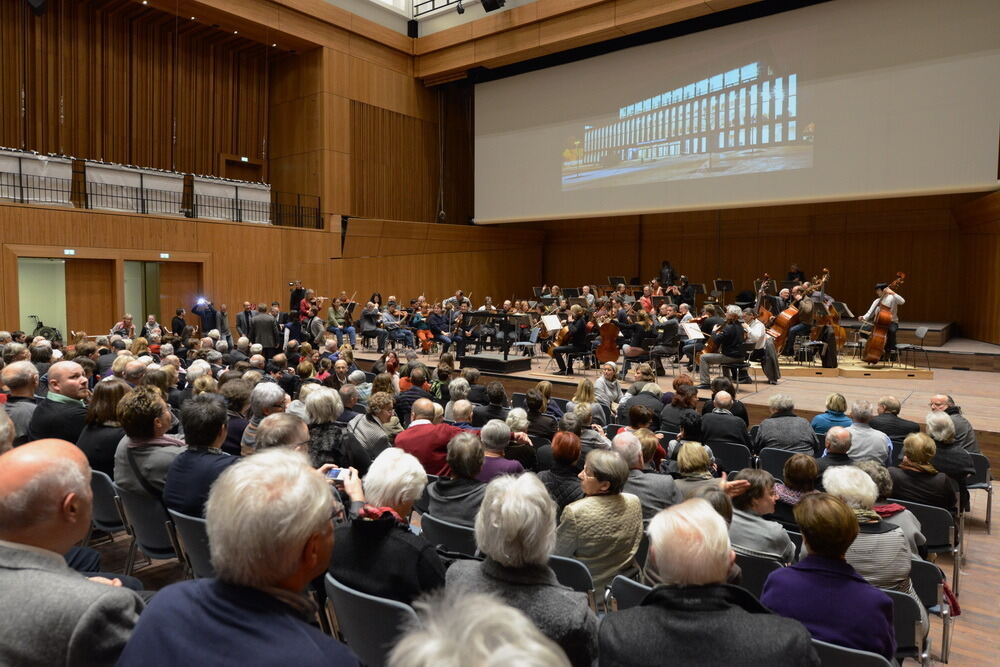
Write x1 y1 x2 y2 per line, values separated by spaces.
167 509 215 578
548 555 597 610
810 639 893 667
112 482 178 559
749 424 760 442
785 529 803 560
656 430 678 441
600 403 612 424
528 434 551 449
551 397 569 412
908 558 945 610
709 441 753 474
419 513 478 556
969 453 991 487
324 573 418 667
606 424 624 438
882 588 925 661
609 574 652 611
914 326 929 340
511 392 527 409
528 327 541 344
812 432 825 457
364 371 376 383
90 470 126 533
734 552 783 599
758 448 796 481
888 498 955 549
413 474 438 515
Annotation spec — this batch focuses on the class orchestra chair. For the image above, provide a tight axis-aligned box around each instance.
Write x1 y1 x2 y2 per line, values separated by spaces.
882 588 932 667
607 575 652 611
968 453 993 534
733 551 784 599
810 639 893 667
888 498 962 595
419 513 478 557
896 326 930 370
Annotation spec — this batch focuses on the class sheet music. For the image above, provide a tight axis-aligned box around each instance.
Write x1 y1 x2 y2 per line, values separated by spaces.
681 323 705 340
541 315 562 333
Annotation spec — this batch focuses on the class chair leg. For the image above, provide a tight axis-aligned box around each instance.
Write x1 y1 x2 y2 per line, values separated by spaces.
124 538 137 576
986 485 993 535
952 548 961 597
940 606 952 663
959 512 967 566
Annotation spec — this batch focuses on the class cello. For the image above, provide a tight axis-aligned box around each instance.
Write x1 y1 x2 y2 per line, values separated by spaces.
766 269 829 352
862 272 905 364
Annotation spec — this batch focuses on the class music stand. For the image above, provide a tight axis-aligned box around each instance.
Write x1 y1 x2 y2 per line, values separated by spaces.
563 287 581 298
831 301 854 319
632 290 644 300
532 286 543 297
608 276 626 286
345 302 357 318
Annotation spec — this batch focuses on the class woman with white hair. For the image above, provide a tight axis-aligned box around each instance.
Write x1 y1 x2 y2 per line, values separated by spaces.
753 394 816 454
240 381 288 455
304 387 371 475
446 474 598 666
593 362 622 410
823 465 927 635
327 448 446 605
505 408 538 471
924 411 974 511
443 377 469 421
476 419 524 483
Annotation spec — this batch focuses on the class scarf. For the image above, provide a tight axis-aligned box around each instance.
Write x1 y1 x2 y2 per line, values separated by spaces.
357 504 406 524
680 470 714 481
873 502 907 518
126 434 185 449
853 508 881 524
900 459 939 475
775 484 805 505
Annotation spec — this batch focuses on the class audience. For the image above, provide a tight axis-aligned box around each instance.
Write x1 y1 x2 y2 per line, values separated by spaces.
929 394 980 454
117 449 358 665
856 460 926 558
728 468 795 563
472 381 510 427
870 395 920 464
425 432 487 526
613 431 680 521
525 389 558 440
75 377 130 477
889 432 959 514
240 381 288 455
846 400 892 464
219 378 251 456
447 474 598 666
503 407 537 470
113 385 187 496
674 441 718 499
925 410 975 511
809 392 852 436
395 366 434 426
753 394 816 454
700 390 752 449
814 426 854 479
449 398 477 430
555 449 643 591
538 431 585 514
345 390 393 456
699 376 750 425
305 387 371 475
599 499 818 666
1 360 39 444
395 398 466 476
566 378 605 426
476 419 524 482
770 453 818 526
761 493 896 661
443 377 469 421
26 360 90 443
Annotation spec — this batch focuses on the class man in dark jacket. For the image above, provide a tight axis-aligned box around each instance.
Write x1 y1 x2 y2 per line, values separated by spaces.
472 381 510 427
815 427 855 486
930 394 980 454
599 498 818 666
462 367 489 406
700 391 752 449
870 395 920 464
249 304 281 360
26 361 89 444
426 432 487 526
394 367 435 427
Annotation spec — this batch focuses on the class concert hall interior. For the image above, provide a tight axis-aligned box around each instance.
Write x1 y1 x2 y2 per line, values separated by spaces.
0 0 998 665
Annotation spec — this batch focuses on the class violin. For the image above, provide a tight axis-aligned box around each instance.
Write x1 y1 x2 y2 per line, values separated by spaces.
862 272 905 364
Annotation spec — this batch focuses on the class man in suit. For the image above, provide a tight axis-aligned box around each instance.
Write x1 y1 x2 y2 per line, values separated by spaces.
701 391 753 449
0 439 145 666
929 394 980 454
599 498 818 666
118 448 358 666
236 301 255 339
395 367 435 426
614 431 681 521
472 381 510 427
171 308 188 337
395 399 466 476
870 395 920 464
26 360 89 444
249 302 281 360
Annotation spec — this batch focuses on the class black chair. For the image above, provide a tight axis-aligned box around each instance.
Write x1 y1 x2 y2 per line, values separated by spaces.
968 453 992 534
599 402 612 425
810 639 893 667
608 574 652 611
324 573 418 667
634 532 649 569
888 498 962 595
88 470 127 542
528 435 551 449
364 371 376 383
719 344 758 394
605 424 625 438
168 509 215 578
535 444 554 471
548 555 598 611
785 529 803 560
413 474 438 515
420 513 477 557
882 588 931 667
511 392 527 409
749 424 760 443
733 552 783 599
710 441 753 474
656 430 678 441
758 448 796 481
896 326 930 370
112 481 180 575
910 558 953 663
812 432 825 457
551 397 569 413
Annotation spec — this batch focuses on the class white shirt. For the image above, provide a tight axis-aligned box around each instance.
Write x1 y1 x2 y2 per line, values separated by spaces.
744 318 767 350
862 293 905 323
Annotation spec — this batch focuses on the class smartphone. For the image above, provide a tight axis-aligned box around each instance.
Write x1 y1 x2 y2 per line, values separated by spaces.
326 468 348 480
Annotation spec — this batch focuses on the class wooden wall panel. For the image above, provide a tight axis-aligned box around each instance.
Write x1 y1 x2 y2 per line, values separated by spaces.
65 259 115 336
159 262 203 330
956 192 1000 344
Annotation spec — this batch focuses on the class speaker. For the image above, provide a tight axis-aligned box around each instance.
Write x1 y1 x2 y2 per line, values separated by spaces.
25 0 47 15
407 19 418 38
480 0 505 12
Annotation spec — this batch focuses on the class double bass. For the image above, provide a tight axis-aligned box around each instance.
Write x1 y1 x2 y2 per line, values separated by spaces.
754 274 775 325
862 272 905 364
766 269 830 352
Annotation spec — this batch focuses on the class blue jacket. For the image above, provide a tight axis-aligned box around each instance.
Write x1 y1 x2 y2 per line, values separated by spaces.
761 554 895 661
117 579 359 667
810 410 852 436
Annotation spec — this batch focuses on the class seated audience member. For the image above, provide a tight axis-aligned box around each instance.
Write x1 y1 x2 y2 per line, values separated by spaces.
614 431 680 521
728 469 795 563
0 440 144 666
810 392 852 436
337 385 363 424
615 380 663 432
164 394 239 518
575 402 611 456
328 449 445 604
925 410 975 511
1 360 39 444
113 386 186 496
504 408 537 471
254 413 310 453
699 377 750 425
447 474 598 667
476 419 524 482
814 426 854 479
117 449 358 666
443 377 469 421
388 592 571 667
674 442 718 500
856 460 926 558
395 398 466 476
846 400 892 464
0 411 12 454
395 367 434 426
555 450 643 591
870 395 919 463
538 431 585 514
525 389 558 441
535 380 564 419
240 382 288 456
472 381 510 427
219 378 251 456
700 390 752 449
658 384 697 433
305 387 371 476
594 362 622 410
345 391 393 456
464 367 488 405
770 453 818 526
75 377 131 477
823 466 927 635
929 393 980 454
26 360 89 443
426 432 487 526
450 399 478 431
566 378 606 426
761 493 895 661
753 394 816 454
889 432 959 515
599 499 818 666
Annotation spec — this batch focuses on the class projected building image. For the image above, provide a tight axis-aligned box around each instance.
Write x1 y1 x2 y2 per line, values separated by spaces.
561 60 813 190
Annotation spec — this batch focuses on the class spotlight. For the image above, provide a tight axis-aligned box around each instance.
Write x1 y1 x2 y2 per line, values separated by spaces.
481 0 505 11
456 0 464 14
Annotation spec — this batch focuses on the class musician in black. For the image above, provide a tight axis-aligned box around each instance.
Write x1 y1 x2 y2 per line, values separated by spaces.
452 303 476 358
552 305 589 376
787 264 806 283
697 305 746 388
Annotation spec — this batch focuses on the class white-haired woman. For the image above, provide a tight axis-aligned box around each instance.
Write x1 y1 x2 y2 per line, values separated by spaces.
327 448 446 605
555 450 643 591
823 465 927 636
240 381 288 456
505 408 537 471
593 362 622 410
753 394 816 454
305 387 371 475
444 377 470 422
446 474 598 667
925 411 974 511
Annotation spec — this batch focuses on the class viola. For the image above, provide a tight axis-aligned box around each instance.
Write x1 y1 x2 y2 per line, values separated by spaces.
862 272 905 364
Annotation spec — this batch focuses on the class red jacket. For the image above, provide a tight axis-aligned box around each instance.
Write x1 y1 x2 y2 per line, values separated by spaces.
394 422 465 476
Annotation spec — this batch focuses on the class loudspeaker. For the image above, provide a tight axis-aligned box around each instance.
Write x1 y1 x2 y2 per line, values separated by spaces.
407 20 418 38
25 0 47 15
480 0 505 12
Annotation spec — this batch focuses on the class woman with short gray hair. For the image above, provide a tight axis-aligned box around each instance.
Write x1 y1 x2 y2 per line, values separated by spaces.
554 449 643 591
346 391 393 457
446 474 598 666
855 459 926 558
923 411 974 511
754 394 816 454
444 378 470 421
304 387 371 475
426 432 487 526
475 420 524 483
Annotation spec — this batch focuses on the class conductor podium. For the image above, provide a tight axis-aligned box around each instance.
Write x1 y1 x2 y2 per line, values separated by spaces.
458 311 534 373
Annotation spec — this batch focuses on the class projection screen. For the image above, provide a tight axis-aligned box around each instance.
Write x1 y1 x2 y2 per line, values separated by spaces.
474 0 1000 223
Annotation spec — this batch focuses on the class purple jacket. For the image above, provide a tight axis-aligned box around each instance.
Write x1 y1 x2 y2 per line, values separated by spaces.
475 455 524 483
761 555 895 661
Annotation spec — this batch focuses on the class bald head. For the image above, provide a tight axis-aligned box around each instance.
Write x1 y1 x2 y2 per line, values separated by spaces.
411 398 436 422
47 361 89 400
714 391 733 410
124 360 147 383
0 440 91 553
928 394 951 412
452 399 473 423
825 426 852 454
1 360 39 397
